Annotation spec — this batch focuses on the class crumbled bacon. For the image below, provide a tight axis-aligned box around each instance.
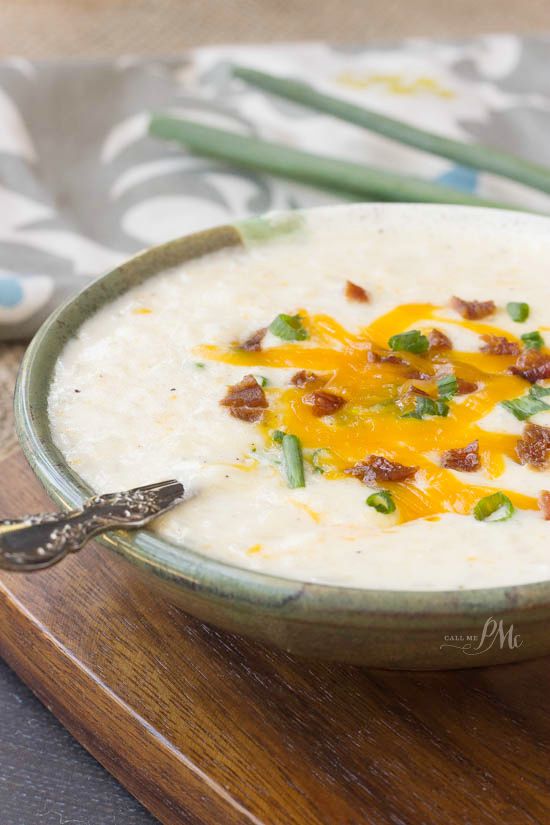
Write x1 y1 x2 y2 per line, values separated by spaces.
516 423 550 469
510 349 550 384
345 455 418 487
240 327 267 352
291 370 321 388
345 280 370 303
382 354 407 365
220 374 268 422
367 350 408 366
429 328 453 351
479 335 520 356
396 383 430 412
456 378 478 395
539 491 550 520
451 296 496 320
400 384 430 399
406 368 432 381
302 390 345 417
441 440 480 472
368 349 432 379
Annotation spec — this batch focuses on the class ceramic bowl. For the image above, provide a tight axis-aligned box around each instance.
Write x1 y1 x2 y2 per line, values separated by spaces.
14 203 550 670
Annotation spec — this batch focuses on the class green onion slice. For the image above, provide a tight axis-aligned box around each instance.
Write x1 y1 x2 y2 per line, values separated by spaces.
530 384 550 399
473 492 515 522
252 374 268 387
271 429 285 444
282 434 306 488
269 313 308 341
366 490 396 514
506 302 530 323
311 448 330 474
437 374 458 400
501 385 550 420
388 329 429 354
521 331 545 350
403 396 450 419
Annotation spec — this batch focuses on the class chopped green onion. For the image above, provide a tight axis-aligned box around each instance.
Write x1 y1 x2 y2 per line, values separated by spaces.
501 396 549 420
252 374 268 387
269 313 308 341
529 384 550 399
521 331 545 350
282 434 305 488
506 302 530 323
366 490 396 514
311 448 330 474
194 362 205 368
473 492 515 522
501 385 550 420
388 329 429 354
437 374 458 400
403 396 449 419
271 429 285 444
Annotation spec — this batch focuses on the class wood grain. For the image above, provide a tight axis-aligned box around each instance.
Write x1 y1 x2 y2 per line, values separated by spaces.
1 449 550 824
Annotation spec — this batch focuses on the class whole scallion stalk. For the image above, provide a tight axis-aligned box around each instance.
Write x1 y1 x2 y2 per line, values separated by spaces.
233 65 550 197
149 115 521 210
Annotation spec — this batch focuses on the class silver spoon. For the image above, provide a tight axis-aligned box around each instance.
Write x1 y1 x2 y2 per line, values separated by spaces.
0 479 184 572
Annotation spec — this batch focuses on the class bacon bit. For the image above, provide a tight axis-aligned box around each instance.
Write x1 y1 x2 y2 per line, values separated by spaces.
441 440 480 472
539 491 550 520
510 349 550 384
451 296 496 320
456 378 478 395
396 382 430 412
400 384 430 399
345 280 370 303
381 353 408 365
406 368 432 380
369 350 432 379
367 350 408 366
345 455 418 487
479 335 520 356
516 423 550 469
291 370 321 388
429 328 452 351
240 327 267 352
220 374 268 423
302 390 346 417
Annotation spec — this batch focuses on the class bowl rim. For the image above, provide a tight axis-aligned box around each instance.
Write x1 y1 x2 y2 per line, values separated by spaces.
14 202 550 622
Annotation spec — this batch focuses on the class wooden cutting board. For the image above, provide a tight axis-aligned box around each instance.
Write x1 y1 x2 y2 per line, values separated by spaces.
1 447 550 825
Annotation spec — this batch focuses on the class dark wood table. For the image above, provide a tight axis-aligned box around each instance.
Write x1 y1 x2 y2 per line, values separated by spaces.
1 448 550 824
0 658 157 825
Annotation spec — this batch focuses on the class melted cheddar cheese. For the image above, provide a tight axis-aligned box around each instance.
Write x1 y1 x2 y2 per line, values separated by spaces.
198 302 541 523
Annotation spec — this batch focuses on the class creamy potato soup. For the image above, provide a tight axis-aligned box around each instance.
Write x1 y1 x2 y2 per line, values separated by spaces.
49 206 550 590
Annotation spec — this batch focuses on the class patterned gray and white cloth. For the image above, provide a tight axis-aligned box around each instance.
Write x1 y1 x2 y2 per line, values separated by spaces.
1 36 550 340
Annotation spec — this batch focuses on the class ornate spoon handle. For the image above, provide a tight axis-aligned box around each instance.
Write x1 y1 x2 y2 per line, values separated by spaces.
0 480 184 572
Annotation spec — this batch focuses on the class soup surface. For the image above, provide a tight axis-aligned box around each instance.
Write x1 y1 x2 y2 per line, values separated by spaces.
49 205 550 590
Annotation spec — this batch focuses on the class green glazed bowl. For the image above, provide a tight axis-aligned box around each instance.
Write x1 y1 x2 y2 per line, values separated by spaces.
14 204 550 670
